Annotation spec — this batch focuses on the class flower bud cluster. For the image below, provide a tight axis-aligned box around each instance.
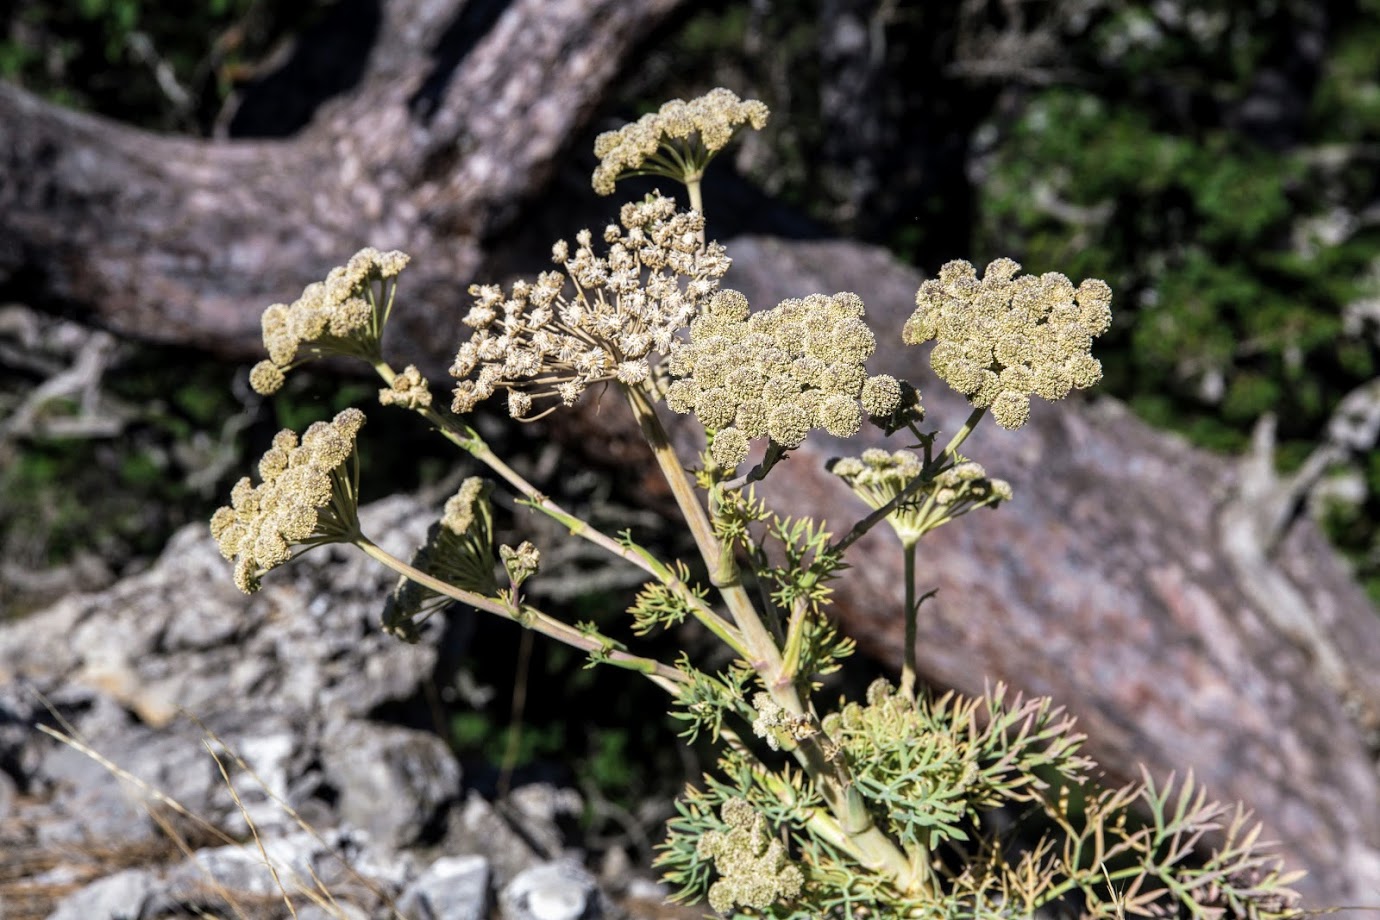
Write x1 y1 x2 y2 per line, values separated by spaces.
749 692 813 752
383 477 500 641
450 193 730 419
210 408 366 593
696 798 804 914
378 364 433 410
249 247 410 395
903 258 1112 430
663 290 903 468
831 449 1012 545
592 88 769 195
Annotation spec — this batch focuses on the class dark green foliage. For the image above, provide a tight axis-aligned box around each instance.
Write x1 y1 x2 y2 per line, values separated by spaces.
972 5 1380 596
0 0 333 132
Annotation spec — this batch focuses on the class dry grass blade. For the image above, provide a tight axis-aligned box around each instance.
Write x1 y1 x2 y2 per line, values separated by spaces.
30 699 404 920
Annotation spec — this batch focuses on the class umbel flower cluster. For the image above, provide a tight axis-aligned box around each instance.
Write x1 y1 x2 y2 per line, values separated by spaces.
663 289 903 467
695 798 805 914
248 247 410 396
592 87 769 195
903 258 1112 429
450 193 730 419
210 408 365 593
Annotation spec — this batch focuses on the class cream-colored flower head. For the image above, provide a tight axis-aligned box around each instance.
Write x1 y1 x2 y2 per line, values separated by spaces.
450 193 731 419
904 259 1111 429
663 289 903 467
250 247 410 395
592 88 769 195
209 408 366 593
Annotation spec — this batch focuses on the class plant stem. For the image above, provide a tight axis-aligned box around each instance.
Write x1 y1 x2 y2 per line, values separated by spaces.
371 360 744 655
623 385 778 670
622 383 933 897
831 407 988 554
900 539 919 700
352 535 684 693
937 407 987 467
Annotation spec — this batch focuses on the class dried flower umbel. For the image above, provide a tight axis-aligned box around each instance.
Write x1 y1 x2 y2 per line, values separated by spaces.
248 247 410 395
450 192 730 420
214 87 1303 919
210 408 366 593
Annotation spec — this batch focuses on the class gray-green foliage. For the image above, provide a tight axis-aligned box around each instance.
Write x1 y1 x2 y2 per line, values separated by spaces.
211 88 1304 918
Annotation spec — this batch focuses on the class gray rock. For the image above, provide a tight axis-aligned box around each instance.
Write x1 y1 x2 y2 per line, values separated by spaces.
0 496 464 913
0 678 49 786
296 906 370 920
161 826 411 911
1 497 439 741
320 718 461 851
0 766 14 820
45 867 159 920
0 497 624 920
506 784 582 861
500 859 610 920
441 792 542 888
397 854 490 920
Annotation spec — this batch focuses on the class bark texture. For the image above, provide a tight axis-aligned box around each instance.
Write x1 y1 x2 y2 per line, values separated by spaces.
0 0 681 356
2 0 1379 909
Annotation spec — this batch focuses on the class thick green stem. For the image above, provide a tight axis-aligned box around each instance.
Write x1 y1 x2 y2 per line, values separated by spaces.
686 177 705 218
623 385 778 670
622 383 932 897
937 407 987 466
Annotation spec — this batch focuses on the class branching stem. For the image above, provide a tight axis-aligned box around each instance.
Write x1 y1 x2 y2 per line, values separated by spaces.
371 360 745 655
622 382 932 898
352 534 684 693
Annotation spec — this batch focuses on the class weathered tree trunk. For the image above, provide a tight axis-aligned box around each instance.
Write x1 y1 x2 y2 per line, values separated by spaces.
2 0 1379 908
0 0 682 356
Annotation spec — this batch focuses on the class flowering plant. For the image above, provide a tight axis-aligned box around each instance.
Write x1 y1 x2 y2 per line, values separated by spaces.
213 89 1302 918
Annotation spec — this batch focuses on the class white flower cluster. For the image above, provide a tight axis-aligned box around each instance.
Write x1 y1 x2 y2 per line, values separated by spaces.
592 88 769 195
210 408 366 593
450 193 730 419
831 449 1012 545
378 364 432 410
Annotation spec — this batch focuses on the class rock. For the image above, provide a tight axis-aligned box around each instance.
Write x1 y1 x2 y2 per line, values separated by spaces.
45 868 159 920
500 859 610 920
0 496 472 916
397 854 491 920
440 793 544 888
162 826 410 906
505 783 583 862
320 719 461 851
0 487 634 920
